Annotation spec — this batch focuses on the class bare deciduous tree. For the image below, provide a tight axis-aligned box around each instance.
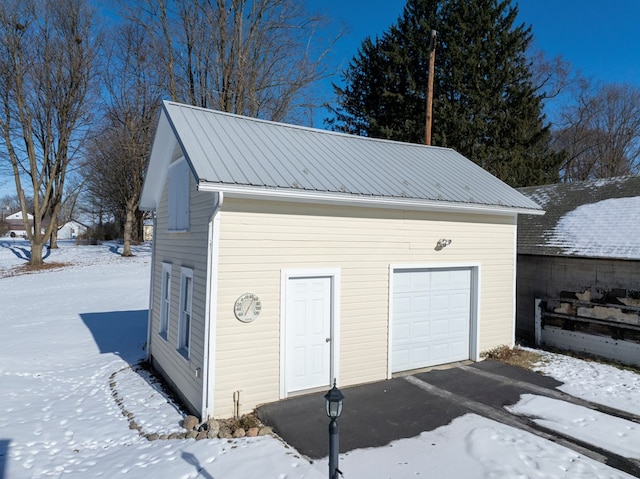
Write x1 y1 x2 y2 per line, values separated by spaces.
85 22 162 256
0 0 97 264
554 82 640 182
0 194 25 214
529 50 574 103
54 177 83 238
122 0 339 123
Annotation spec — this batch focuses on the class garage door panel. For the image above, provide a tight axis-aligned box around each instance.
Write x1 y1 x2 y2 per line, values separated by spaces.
392 268 472 373
397 271 431 292
449 268 471 283
450 290 470 302
430 293 451 311
449 338 468 356
393 322 411 340
430 343 449 363
430 318 450 336
394 271 412 290
392 349 410 370
449 316 469 334
411 294 429 312
411 272 430 291
412 320 430 339
411 345 430 365
394 296 412 314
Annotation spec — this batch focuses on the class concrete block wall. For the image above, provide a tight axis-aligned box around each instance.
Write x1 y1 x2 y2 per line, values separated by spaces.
516 254 640 343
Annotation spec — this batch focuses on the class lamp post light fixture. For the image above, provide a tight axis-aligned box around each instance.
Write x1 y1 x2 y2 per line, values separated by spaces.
324 379 344 479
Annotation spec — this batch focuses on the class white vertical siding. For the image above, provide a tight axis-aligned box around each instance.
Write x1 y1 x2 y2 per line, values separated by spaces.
148 157 215 417
212 198 517 418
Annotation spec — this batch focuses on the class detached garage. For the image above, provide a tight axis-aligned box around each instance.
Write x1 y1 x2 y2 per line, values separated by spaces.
140 101 543 420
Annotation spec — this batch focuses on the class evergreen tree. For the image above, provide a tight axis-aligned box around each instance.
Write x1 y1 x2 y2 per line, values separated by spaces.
329 0 561 187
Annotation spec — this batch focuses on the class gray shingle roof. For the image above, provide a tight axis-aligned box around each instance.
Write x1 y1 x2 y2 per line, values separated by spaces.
146 101 542 213
518 176 640 258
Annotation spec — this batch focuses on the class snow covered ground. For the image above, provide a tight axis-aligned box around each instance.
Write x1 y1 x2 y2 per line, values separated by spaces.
1 240 639 478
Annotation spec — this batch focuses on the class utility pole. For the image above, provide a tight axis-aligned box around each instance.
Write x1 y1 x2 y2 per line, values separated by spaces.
425 30 437 146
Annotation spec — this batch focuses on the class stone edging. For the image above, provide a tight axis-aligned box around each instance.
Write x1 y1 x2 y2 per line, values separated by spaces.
109 365 273 441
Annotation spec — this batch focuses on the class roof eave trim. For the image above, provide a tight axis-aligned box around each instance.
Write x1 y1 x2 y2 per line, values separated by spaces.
197 182 545 216
140 105 178 211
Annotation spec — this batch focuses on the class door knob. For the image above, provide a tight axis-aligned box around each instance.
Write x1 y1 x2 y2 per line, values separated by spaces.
326 337 331 342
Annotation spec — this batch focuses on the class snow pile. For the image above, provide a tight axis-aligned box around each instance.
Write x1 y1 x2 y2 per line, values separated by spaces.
1 241 639 478
548 197 640 259
532 349 640 416
508 395 640 459
314 413 634 478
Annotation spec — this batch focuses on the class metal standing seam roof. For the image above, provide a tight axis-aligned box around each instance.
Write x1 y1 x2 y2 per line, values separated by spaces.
159 101 542 213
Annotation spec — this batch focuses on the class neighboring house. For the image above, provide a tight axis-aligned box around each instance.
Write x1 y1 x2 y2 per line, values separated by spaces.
140 101 543 420
517 176 640 363
2 212 76 240
3 211 48 238
4 211 31 238
57 220 87 240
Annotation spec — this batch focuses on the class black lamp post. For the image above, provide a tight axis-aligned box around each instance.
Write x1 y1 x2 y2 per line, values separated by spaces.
324 379 344 479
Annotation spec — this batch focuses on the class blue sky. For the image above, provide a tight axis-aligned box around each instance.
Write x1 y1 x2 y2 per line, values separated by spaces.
319 0 640 88
2 0 639 199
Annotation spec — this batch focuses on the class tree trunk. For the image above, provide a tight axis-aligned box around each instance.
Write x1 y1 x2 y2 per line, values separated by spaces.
28 205 47 267
29 239 44 266
135 210 145 242
49 216 59 249
122 200 135 257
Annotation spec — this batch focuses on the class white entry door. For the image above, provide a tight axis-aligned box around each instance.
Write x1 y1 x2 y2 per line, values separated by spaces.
392 268 472 373
285 276 332 393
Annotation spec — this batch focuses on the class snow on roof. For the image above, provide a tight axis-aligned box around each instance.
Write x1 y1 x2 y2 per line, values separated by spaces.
6 211 34 220
518 176 640 259
547 197 640 259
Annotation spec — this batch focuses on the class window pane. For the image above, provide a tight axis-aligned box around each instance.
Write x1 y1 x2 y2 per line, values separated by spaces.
184 313 190 348
159 266 171 337
178 269 193 356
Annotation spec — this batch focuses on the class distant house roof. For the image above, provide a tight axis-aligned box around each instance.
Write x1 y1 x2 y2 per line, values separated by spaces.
5 211 32 232
59 220 87 229
6 211 33 220
518 176 640 259
141 101 542 215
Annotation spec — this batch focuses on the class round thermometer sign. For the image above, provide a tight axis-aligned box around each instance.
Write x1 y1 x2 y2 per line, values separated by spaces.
234 293 261 323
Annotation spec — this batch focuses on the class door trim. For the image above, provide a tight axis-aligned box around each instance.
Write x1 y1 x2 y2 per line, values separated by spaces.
280 268 341 399
387 263 480 379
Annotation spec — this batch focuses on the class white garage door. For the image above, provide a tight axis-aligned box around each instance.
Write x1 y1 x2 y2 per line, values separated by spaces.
392 268 472 373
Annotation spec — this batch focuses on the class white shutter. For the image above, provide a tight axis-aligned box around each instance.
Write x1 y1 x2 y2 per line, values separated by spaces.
168 158 190 231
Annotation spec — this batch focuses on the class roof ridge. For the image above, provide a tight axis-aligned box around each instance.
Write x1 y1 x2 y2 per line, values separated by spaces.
163 100 455 153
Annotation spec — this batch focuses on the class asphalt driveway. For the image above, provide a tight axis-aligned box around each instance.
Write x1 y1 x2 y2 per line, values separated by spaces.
255 360 640 477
